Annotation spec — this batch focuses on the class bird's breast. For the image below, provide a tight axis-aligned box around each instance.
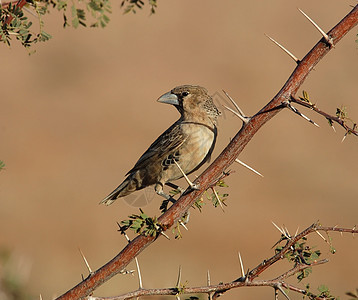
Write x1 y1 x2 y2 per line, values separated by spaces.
161 122 216 182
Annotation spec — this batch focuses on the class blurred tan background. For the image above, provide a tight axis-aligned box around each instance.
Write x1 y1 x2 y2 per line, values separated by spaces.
1 0 357 299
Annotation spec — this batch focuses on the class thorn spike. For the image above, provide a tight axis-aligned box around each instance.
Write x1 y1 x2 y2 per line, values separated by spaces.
283 225 291 239
286 102 320 127
235 159 263 177
277 284 291 300
134 257 143 289
222 90 245 116
271 221 285 235
294 226 299 237
315 230 327 242
264 33 300 63
298 8 334 47
211 187 225 212
238 252 245 278
207 270 211 286
223 105 248 123
178 220 188 231
173 160 198 189
78 248 93 274
176 265 182 288
160 231 170 240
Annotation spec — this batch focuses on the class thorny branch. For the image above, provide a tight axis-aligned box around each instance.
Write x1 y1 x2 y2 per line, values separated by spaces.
85 223 358 300
56 5 358 300
290 96 358 137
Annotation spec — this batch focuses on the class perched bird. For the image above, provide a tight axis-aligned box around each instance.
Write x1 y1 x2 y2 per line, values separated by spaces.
101 85 220 206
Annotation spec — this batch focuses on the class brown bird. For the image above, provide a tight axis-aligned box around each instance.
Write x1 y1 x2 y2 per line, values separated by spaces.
101 85 220 206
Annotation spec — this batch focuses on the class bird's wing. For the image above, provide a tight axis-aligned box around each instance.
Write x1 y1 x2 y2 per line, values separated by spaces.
126 122 186 175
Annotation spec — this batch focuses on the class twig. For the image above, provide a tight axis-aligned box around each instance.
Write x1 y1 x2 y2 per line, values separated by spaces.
291 96 358 136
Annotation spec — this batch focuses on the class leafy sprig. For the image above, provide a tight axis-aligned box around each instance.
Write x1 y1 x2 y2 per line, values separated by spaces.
1 0 157 50
119 208 163 237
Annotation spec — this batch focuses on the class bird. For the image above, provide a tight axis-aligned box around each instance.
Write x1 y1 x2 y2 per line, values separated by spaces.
101 85 220 206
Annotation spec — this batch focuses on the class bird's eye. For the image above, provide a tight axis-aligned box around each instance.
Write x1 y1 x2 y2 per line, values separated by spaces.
182 91 189 97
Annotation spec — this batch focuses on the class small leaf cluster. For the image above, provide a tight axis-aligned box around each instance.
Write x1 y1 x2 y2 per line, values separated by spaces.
119 208 162 237
206 180 229 209
0 160 5 171
121 0 157 14
0 2 51 51
275 237 321 282
68 0 112 28
304 284 337 300
335 105 357 136
299 90 315 107
1 0 158 50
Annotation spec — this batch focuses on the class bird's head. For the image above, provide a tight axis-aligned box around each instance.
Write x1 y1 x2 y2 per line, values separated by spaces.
157 85 220 125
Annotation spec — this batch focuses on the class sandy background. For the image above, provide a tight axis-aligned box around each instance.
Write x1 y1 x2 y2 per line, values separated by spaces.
1 0 357 299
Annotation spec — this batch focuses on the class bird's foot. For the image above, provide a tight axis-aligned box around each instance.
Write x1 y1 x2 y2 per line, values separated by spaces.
165 182 186 194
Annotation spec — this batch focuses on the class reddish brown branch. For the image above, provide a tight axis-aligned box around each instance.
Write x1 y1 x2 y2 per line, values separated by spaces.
56 5 358 300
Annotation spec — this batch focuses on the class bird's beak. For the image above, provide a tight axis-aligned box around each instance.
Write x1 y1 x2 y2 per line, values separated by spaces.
157 92 179 106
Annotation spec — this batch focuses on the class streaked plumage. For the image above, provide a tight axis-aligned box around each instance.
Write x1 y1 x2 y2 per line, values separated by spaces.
101 85 220 205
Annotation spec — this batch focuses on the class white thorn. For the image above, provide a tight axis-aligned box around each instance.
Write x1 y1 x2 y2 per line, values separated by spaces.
173 160 198 189
298 8 334 47
294 226 300 238
222 90 246 117
235 159 264 177
160 231 170 240
264 33 300 63
283 225 291 239
207 270 213 300
78 248 93 274
176 265 182 288
238 252 245 278
277 284 291 300
271 221 285 235
223 105 249 124
134 257 143 289
39 295 43 300
341 133 348 143
286 102 320 127
211 187 225 212
315 230 327 242
178 220 188 231
330 124 336 132
123 232 131 243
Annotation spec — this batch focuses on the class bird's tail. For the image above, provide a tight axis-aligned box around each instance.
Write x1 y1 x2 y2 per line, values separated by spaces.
100 177 131 206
